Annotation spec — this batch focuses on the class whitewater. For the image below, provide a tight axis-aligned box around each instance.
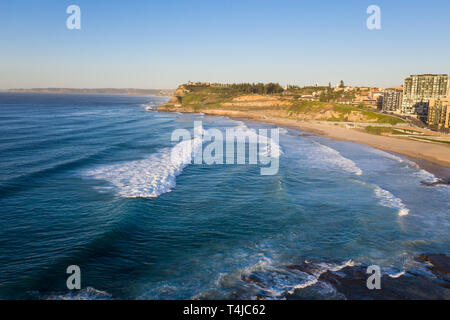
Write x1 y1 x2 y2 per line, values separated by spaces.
0 93 449 300
83 122 283 198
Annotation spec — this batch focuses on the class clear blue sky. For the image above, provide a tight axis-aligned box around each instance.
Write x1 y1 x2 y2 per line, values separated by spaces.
1 0 449 89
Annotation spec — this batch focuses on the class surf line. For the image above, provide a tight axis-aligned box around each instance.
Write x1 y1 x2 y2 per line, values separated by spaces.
171 121 282 176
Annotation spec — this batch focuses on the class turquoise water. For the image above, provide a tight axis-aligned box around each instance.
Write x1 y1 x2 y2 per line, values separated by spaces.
0 93 448 299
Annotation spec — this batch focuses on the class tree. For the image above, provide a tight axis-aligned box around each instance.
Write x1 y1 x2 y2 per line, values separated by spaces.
339 80 345 88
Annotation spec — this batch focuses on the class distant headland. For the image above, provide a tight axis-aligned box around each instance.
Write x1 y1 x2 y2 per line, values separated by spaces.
7 88 174 97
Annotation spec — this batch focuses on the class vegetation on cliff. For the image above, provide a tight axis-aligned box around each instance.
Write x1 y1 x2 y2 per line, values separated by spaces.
159 83 405 125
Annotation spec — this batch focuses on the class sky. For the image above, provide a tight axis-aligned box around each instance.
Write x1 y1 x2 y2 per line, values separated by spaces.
0 0 449 89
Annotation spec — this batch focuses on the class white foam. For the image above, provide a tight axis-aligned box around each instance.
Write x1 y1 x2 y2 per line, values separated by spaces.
240 258 319 298
307 142 363 176
369 149 439 183
46 287 112 300
328 259 356 272
238 258 358 298
289 279 319 291
369 148 410 164
141 101 159 110
414 169 438 182
388 271 405 278
309 259 356 279
84 122 282 198
278 127 289 135
231 122 283 159
374 186 409 216
84 135 203 198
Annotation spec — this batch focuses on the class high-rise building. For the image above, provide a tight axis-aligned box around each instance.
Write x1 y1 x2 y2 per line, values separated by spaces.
382 88 403 112
427 98 450 130
401 74 449 122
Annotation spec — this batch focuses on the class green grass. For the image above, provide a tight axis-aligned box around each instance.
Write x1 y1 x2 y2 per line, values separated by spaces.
181 93 206 105
175 85 405 125
333 104 359 113
288 100 324 114
411 137 450 144
365 126 394 135
364 126 445 141
362 111 405 125
392 128 423 135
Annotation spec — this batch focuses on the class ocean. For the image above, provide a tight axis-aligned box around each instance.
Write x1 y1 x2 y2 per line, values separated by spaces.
0 93 448 299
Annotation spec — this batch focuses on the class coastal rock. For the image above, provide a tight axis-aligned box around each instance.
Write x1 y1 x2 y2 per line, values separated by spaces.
319 268 446 299
239 256 450 300
421 179 450 187
241 274 264 286
283 258 450 300
417 254 450 284
168 85 191 105
286 261 323 275
200 256 450 300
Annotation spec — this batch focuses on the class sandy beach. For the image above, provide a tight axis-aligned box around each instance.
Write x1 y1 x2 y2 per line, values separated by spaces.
158 108 450 178
279 120 450 167
281 119 450 179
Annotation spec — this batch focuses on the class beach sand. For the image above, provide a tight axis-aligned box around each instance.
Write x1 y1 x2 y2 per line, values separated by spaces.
158 108 450 179
287 120 450 180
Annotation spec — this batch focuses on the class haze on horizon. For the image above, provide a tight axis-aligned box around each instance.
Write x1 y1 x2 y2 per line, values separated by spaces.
0 0 449 90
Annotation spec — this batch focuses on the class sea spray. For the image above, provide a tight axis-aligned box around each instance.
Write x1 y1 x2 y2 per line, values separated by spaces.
304 141 363 176
171 121 283 176
84 135 203 198
85 121 284 197
374 186 409 216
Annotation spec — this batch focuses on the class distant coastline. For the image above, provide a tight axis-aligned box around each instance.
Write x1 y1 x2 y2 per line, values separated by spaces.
7 88 174 97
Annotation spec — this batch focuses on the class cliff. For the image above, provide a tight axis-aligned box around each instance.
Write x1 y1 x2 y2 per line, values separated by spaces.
157 83 405 125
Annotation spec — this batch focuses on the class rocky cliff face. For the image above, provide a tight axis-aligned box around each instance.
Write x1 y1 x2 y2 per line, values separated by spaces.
157 83 404 125
168 85 190 105
250 254 450 300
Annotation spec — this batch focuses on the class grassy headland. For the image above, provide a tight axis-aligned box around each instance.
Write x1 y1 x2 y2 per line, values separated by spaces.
158 83 405 124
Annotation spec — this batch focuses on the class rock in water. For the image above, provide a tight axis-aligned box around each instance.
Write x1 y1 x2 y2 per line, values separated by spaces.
417 253 450 284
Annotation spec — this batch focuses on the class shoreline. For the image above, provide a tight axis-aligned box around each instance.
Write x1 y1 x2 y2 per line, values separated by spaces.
157 108 450 180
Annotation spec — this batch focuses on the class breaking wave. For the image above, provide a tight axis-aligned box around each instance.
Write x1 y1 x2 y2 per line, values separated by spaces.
231 122 283 159
84 132 203 198
369 148 412 164
388 270 406 278
374 186 409 216
84 122 283 198
196 257 357 300
307 142 363 175
368 148 439 184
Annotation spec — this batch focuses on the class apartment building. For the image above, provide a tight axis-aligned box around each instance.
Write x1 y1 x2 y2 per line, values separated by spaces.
427 98 450 130
382 88 403 112
401 74 449 122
